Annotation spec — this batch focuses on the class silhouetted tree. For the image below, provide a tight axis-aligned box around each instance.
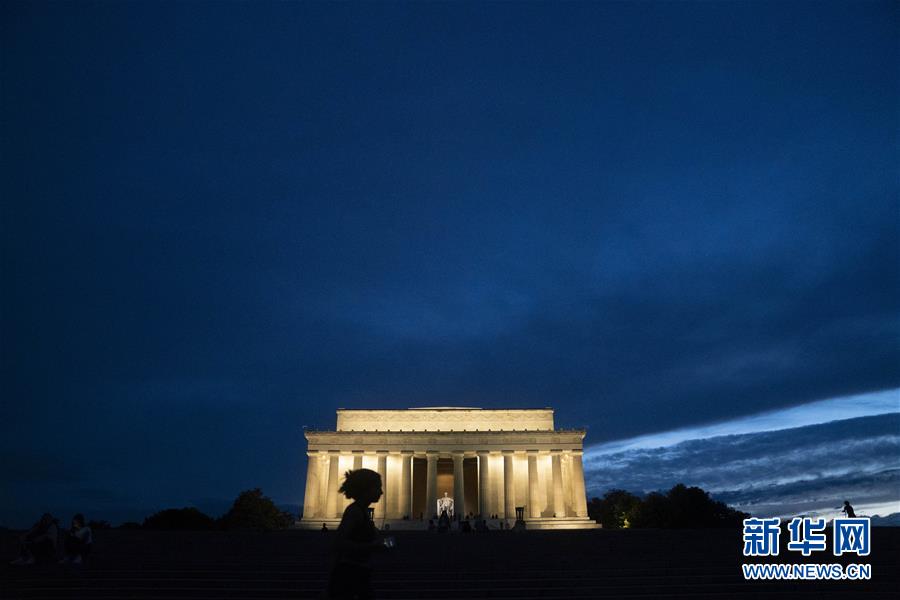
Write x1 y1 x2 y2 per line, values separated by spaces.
629 491 670 528
588 489 641 528
143 507 217 530
118 521 142 530
628 484 748 528
219 488 294 530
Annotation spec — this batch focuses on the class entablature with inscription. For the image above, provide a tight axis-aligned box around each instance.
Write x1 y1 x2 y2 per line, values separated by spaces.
305 429 586 454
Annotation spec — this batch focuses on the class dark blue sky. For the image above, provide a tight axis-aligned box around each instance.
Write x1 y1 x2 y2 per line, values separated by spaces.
2 1 898 526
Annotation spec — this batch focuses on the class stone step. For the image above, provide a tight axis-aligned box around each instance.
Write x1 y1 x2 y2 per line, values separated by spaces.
4 528 896 600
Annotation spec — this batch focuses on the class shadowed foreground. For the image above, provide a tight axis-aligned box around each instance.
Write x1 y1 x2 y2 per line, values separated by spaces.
2 528 898 599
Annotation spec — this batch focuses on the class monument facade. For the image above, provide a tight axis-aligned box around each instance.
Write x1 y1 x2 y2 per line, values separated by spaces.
299 407 598 529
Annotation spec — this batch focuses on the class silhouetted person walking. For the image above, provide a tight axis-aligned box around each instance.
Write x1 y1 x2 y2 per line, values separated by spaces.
842 501 856 518
326 468 390 599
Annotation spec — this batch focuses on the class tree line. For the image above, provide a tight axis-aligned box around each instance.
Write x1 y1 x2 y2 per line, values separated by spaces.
587 484 749 529
108 483 745 531
118 488 294 531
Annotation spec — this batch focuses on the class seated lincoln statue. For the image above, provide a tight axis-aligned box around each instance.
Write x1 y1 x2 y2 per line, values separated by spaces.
437 492 454 518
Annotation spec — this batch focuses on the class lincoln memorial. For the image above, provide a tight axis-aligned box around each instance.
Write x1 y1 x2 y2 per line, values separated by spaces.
299 407 598 529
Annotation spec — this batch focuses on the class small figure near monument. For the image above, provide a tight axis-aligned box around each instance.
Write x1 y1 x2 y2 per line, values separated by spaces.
842 501 857 518
437 510 451 533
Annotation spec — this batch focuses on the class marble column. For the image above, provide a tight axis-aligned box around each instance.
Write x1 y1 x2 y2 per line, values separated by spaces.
325 452 340 518
503 452 515 519
317 454 329 516
551 452 565 518
452 453 465 519
374 453 387 519
425 454 438 519
303 453 320 519
477 452 490 517
570 451 589 518
353 453 363 470
561 453 574 515
527 451 539 518
401 452 413 519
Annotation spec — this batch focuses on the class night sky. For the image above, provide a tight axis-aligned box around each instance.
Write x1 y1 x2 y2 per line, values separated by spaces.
2 1 898 527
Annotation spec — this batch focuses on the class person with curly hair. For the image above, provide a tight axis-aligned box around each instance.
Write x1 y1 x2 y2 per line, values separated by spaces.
326 468 390 599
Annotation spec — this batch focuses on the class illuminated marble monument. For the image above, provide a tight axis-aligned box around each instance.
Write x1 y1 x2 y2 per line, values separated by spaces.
299 407 598 529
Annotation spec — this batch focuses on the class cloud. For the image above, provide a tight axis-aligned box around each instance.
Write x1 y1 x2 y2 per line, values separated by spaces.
0 1 897 527
714 469 900 519
586 388 899 455
583 413 900 518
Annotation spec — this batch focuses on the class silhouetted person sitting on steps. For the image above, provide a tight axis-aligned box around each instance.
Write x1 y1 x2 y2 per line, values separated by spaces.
11 513 59 565
326 468 390 599
59 514 92 564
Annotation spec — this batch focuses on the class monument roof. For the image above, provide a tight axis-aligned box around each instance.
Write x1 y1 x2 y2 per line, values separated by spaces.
334 407 555 432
